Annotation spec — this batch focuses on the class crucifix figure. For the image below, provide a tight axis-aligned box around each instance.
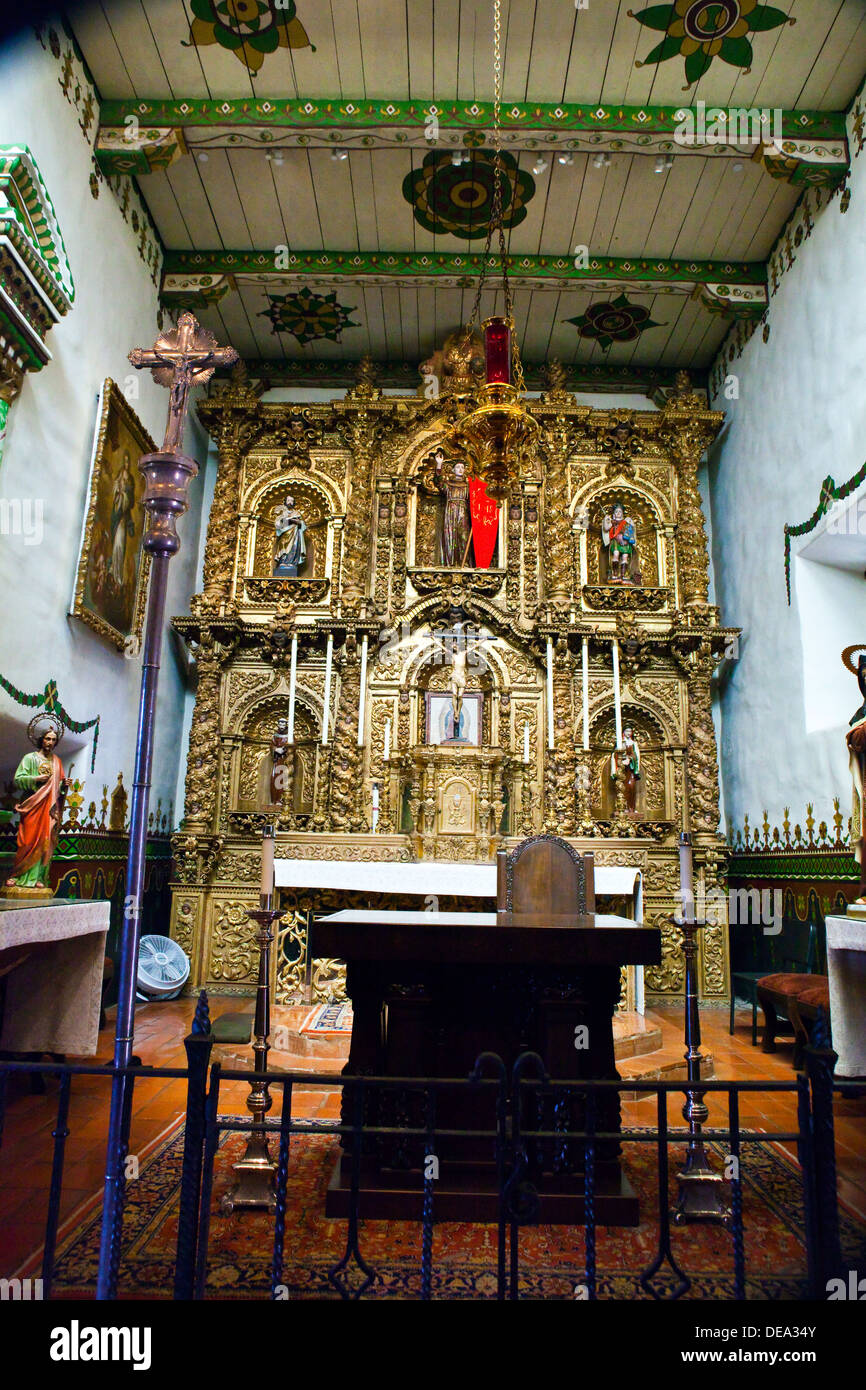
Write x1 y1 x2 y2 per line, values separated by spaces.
128 311 239 453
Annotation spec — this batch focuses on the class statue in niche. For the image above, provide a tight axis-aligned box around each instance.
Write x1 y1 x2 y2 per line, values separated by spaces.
434 450 473 568
610 726 641 814
258 716 291 809
273 495 307 577
843 646 866 909
602 502 637 583
4 715 69 898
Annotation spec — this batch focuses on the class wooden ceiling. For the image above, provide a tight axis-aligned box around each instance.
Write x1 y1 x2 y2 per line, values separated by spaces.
69 0 866 386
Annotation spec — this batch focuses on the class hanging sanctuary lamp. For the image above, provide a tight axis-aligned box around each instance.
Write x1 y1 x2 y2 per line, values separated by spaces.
445 0 539 500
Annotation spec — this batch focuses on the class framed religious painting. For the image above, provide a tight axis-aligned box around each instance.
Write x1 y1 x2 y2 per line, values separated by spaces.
71 379 155 652
425 692 483 747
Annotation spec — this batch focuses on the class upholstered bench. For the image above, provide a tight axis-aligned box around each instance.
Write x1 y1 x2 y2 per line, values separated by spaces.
756 917 827 1065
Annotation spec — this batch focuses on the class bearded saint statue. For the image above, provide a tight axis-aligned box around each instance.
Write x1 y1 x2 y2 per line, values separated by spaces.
434 450 472 568
610 725 641 814
602 503 637 583
5 716 69 898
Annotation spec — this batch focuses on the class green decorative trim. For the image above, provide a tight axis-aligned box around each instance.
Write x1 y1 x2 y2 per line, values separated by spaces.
0 147 74 305
164 247 766 290
728 851 858 882
784 460 866 603
0 674 100 770
100 97 844 141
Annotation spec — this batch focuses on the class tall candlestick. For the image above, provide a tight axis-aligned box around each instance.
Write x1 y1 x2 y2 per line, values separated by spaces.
321 633 333 745
612 638 623 749
286 634 298 742
546 637 555 751
582 638 590 751
356 634 368 746
579 529 588 589
384 717 391 762
523 720 530 764
259 823 275 904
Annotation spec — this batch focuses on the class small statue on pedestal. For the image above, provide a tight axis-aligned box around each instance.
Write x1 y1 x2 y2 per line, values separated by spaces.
602 503 637 583
258 716 291 810
435 450 473 568
273 496 307 577
4 715 68 899
610 726 640 814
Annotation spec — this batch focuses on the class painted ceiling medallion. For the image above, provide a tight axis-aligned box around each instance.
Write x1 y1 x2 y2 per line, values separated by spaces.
402 149 535 240
566 295 664 351
261 288 359 344
184 0 314 75
631 1 794 89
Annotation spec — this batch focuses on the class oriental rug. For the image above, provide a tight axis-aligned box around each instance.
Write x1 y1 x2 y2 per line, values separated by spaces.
25 1122 866 1300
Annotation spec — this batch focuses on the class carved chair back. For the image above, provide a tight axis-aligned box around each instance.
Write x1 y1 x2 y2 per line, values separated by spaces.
496 834 595 923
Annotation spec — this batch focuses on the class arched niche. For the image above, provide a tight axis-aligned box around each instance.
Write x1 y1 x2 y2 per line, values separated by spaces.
588 703 669 820
406 638 498 748
250 478 331 579
582 485 663 587
401 439 502 570
236 694 320 816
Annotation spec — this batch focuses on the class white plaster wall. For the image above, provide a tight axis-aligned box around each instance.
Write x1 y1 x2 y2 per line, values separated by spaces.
707 144 866 834
0 31 208 824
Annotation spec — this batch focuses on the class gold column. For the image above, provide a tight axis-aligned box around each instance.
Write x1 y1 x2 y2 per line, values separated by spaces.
541 416 573 609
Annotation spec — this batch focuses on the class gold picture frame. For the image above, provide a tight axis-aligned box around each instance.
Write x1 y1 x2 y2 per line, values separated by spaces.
71 378 155 652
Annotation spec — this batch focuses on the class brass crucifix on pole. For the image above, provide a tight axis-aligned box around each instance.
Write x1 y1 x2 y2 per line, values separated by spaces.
97 311 237 1300
128 310 238 453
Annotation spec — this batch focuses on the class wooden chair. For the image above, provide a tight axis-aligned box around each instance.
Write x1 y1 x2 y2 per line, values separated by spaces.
497 833 595 922
757 916 827 1060
728 917 780 1046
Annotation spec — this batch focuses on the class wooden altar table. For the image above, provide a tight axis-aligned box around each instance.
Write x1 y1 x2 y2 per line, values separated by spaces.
310 905 661 1224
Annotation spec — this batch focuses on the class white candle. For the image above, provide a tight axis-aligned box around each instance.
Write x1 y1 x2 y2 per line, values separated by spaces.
579 529 588 588
356 634 368 745
321 633 333 745
546 637 555 751
678 830 694 921
523 720 530 764
371 782 380 833
286 634 298 742
384 717 391 762
582 637 590 751
259 824 275 902
612 638 623 748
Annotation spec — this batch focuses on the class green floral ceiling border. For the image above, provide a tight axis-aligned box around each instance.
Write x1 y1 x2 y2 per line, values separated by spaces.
784 460 866 604
99 97 844 140
0 675 100 770
164 247 766 286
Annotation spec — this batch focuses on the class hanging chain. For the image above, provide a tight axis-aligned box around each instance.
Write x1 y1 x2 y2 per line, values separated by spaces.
465 0 525 392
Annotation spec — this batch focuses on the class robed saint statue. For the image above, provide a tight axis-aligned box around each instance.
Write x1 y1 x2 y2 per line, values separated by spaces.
4 715 69 898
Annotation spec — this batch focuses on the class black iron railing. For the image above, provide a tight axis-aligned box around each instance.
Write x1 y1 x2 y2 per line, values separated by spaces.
0 1015 856 1302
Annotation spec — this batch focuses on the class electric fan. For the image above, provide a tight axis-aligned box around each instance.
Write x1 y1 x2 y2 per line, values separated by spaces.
136 934 190 1001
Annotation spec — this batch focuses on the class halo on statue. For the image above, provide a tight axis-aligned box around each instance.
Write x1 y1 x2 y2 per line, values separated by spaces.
27 712 65 747
841 645 866 675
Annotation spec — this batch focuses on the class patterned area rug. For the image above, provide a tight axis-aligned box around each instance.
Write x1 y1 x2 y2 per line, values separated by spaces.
36 1125 866 1300
298 1002 354 1035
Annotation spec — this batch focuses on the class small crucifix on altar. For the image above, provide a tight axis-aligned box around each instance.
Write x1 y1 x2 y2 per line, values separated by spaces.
128 310 238 454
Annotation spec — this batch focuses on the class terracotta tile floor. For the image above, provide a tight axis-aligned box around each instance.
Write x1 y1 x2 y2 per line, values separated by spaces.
1 999 863 1278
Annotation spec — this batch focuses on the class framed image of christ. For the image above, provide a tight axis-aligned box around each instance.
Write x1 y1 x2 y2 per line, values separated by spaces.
425 692 482 746
71 379 155 652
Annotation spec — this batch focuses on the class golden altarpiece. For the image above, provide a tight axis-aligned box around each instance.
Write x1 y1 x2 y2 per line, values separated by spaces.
169 345 736 1011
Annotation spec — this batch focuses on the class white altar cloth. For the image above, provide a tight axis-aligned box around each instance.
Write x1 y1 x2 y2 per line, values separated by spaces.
0 899 109 1056
276 857 644 1012
275 857 642 915
825 914 866 1077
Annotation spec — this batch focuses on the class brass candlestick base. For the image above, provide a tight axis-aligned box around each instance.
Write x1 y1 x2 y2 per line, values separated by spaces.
673 911 731 1228
222 903 282 1214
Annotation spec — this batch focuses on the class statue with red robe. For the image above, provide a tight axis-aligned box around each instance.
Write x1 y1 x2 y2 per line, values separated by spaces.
4 717 68 899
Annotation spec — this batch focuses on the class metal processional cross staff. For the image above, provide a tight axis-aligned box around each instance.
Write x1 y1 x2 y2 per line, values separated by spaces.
96 312 238 1300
